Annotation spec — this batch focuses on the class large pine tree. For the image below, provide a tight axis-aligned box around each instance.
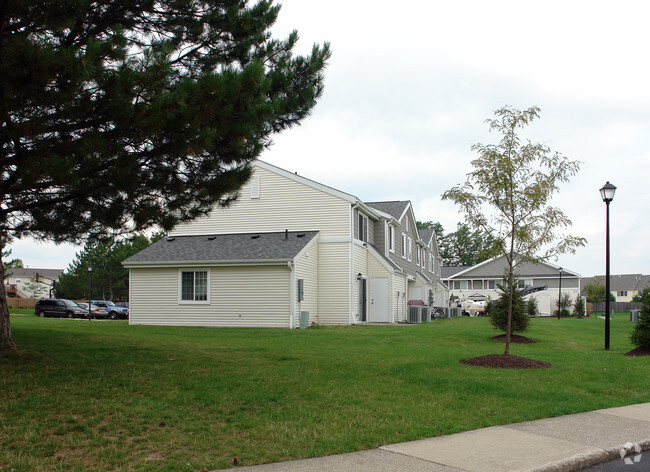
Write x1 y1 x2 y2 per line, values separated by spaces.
0 0 330 350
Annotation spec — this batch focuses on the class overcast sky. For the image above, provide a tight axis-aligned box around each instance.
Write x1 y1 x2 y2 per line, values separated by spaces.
9 0 650 278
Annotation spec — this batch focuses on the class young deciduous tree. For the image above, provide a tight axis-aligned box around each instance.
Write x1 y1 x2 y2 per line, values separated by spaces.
0 0 330 350
442 106 585 356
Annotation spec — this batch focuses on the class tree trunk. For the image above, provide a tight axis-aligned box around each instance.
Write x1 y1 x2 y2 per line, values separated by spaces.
504 236 516 356
0 248 18 351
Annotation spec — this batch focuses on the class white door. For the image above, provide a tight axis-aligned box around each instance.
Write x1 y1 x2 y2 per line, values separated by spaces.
370 277 389 322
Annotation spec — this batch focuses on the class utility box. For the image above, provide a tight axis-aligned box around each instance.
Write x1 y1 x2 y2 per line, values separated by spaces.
630 309 640 323
300 311 309 329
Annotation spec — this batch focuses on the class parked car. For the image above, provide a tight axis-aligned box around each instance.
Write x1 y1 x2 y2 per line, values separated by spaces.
35 299 87 318
92 300 129 319
77 302 109 318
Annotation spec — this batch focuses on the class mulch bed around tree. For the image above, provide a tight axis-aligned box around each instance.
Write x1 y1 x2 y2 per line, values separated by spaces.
490 334 538 344
460 354 552 369
625 348 650 357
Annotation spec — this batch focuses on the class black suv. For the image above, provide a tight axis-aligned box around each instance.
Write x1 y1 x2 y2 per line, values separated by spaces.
34 299 88 318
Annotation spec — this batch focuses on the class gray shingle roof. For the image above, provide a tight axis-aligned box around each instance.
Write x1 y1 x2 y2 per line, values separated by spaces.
419 227 434 243
364 201 409 220
581 274 650 291
123 231 318 265
4 268 63 279
441 266 469 278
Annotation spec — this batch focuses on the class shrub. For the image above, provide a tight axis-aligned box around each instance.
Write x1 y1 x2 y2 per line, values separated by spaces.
631 288 650 350
572 297 586 318
490 278 529 335
526 298 538 316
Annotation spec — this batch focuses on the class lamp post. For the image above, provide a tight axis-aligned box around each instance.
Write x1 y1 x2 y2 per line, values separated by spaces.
600 181 616 350
557 267 563 320
87 266 92 321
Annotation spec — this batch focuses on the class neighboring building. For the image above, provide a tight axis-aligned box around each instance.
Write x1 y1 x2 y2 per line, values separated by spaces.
442 256 581 316
124 160 446 328
581 274 650 302
3 268 63 298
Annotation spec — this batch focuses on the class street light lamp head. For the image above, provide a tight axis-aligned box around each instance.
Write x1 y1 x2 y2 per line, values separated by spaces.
88 266 92 272
600 182 616 203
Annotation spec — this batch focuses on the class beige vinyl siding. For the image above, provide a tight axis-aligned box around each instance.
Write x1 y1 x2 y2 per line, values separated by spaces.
317 242 350 325
129 266 290 327
295 242 318 326
394 275 407 323
172 166 351 238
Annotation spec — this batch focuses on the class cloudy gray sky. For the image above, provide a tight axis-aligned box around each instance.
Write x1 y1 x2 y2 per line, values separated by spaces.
9 0 650 278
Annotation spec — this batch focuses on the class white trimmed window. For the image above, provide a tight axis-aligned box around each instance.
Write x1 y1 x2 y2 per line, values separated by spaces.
358 213 368 242
388 224 395 253
408 238 413 261
180 270 209 303
401 233 406 258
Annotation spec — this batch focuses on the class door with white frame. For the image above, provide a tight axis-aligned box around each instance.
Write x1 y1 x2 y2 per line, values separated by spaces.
370 277 389 322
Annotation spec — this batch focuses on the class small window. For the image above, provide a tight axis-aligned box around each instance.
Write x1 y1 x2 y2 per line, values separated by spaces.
488 280 496 289
297 279 304 302
617 290 627 297
388 225 395 253
401 233 406 258
250 175 260 199
180 270 209 303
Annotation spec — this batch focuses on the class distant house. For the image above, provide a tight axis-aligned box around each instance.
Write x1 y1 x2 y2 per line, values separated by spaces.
442 256 581 316
123 160 447 328
4 268 63 298
581 274 650 302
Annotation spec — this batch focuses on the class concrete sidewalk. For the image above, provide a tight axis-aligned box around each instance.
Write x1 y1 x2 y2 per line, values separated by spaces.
229 402 650 472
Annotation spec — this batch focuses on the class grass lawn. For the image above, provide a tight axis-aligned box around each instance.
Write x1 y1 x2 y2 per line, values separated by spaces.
1 316 649 472
7 307 34 315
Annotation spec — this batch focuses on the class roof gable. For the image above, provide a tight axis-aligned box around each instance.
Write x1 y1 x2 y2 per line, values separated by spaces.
255 160 358 204
365 201 410 221
444 255 580 279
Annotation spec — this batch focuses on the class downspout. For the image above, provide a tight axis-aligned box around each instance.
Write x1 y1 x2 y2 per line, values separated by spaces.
350 203 359 324
128 268 132 325
288 261 296 329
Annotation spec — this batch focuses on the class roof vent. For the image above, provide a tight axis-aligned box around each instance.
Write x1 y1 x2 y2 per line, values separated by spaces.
166 237 175 242
207 236 216 241
284 229 288 240
251 234 260 239
297 233 305 238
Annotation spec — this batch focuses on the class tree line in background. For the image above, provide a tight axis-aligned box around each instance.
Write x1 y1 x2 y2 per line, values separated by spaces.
417 221 495 267
55 234 164 301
